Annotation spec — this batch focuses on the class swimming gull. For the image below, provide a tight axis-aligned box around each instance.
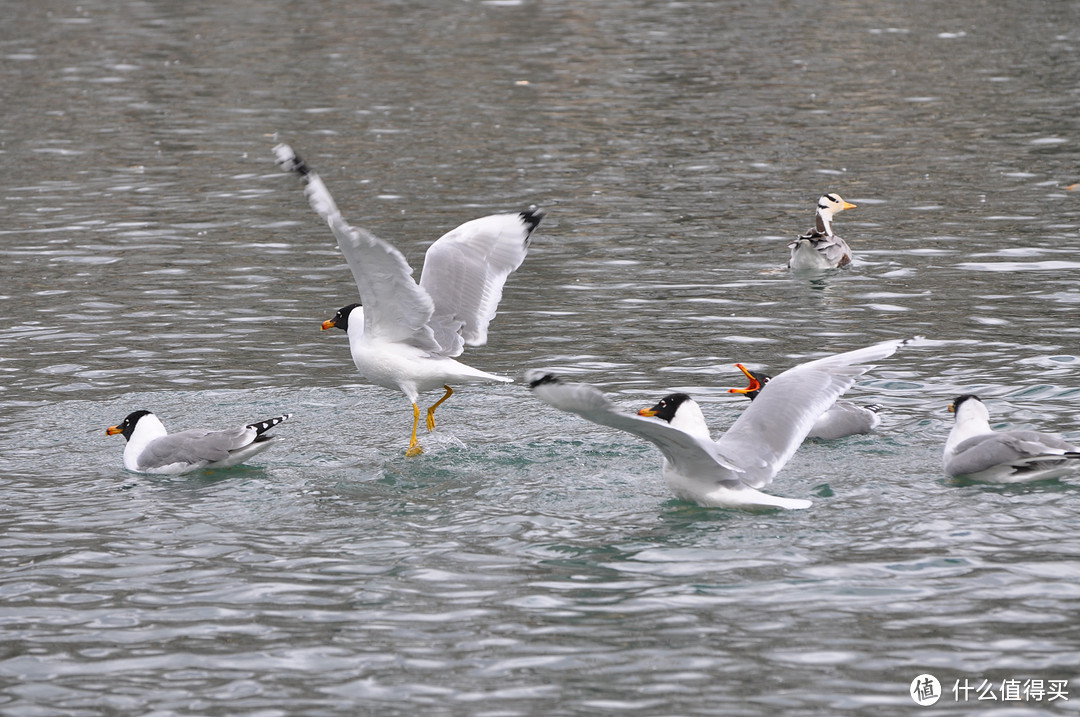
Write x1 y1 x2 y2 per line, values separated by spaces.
728 363 881 439
944 394 1080 483
527 337 919 510
106 410 291 474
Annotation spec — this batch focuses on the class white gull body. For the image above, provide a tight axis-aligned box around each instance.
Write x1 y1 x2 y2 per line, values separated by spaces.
943 395 1080 483
107 410 290 474
275 143 542 455
529 337 918 510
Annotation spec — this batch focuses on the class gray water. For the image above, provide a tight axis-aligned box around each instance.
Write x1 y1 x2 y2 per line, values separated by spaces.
3 1 1080 714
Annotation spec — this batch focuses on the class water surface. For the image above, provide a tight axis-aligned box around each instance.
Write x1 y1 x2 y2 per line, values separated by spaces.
2 1 1080 714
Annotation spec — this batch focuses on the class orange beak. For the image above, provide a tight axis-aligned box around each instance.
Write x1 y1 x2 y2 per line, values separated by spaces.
106 425 123 436
637 407 658 417
727 363 762 394
843 200 857 210
321 319 336 331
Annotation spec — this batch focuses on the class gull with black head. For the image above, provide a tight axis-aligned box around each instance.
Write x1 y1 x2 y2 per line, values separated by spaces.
106 410 291 474
729 363 881 439
944 394 1080 483
275 143 543 456
528 337 918 510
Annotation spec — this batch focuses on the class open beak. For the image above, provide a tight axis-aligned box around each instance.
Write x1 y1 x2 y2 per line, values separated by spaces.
843 200 857 210
321 318 337 331
727 363 761 395
106 425 123 436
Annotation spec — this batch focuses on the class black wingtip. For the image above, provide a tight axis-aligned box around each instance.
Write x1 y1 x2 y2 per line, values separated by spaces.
520 206 545 233
273 143 311 178
248 413 292 436
527 373 560 390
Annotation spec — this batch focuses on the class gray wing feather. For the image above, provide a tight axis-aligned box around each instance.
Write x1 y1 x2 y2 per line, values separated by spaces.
139 426 255 469
526 371 746 484
947 430 1078 477
419 212 535 356
818 237 851 266
275 144 441 353
788 235 851 267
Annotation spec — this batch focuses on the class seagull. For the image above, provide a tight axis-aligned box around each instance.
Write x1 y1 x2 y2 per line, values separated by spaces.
275 143 543 456
106 410 291 474
943 394 1080 483
527 337 918 510
787 193 857 271
728 363 881 439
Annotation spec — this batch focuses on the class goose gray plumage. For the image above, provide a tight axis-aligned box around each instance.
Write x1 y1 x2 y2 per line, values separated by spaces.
787 193 857 270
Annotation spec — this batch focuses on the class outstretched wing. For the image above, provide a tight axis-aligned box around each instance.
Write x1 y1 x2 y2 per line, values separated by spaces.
526 371 745 484
717 337 919 487
419 209 543 356
275 144 441 352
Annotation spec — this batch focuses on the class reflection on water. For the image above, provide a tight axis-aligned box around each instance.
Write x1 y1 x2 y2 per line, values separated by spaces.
2 0 1079 714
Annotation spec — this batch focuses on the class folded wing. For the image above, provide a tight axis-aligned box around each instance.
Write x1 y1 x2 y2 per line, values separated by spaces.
138 426 255 470
946 431 1079 477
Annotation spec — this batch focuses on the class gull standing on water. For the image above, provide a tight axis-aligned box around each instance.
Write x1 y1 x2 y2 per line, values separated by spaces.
787 193 857 271
275 144 543 456
528 337 918 510
943 394 1080 483
106 410 291 474
728 363 881 439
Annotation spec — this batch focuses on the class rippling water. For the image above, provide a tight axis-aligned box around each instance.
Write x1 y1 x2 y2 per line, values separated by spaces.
3 0 1080 714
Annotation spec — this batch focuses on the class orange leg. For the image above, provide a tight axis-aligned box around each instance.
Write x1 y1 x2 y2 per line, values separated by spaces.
405 403 423 457
426 385 453 432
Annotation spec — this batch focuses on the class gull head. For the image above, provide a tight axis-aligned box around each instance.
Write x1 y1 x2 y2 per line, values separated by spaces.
948 394 989 423
106 410 154 441
639 393 711 440
728 364 771 401
322 303 362 332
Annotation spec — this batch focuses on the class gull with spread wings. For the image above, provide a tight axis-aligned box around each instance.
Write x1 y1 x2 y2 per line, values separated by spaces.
528 337 918 510
275 144 542 455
